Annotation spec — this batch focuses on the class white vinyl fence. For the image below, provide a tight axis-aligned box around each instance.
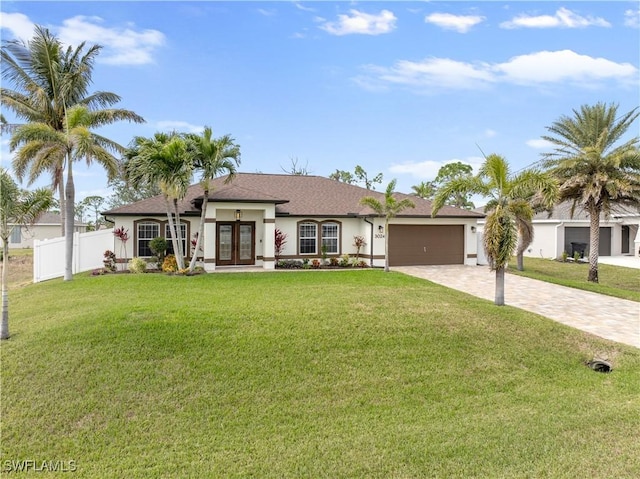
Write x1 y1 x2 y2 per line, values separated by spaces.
33 229 115 283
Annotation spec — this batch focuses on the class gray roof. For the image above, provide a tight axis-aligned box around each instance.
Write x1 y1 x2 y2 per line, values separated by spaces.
533 202 640 221
103 173 484 219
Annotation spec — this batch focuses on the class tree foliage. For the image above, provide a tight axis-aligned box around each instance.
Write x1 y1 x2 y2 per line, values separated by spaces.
542 102 640 283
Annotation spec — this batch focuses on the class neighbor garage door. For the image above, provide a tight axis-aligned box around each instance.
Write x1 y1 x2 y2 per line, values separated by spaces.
389 225 464 266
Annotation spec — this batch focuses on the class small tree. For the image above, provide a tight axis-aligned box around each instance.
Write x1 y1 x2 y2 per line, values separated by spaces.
1 170 53 339
353 235 367 261
113 226 129 270
360 179 415 272
274 228 288 261
149 236 167 267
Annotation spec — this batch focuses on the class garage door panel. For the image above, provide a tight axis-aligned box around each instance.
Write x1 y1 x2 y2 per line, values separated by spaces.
389 225 464 266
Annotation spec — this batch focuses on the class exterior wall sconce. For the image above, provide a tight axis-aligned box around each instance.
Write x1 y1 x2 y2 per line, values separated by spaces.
471 226 477 233
378 225 384 233
235 209 242 221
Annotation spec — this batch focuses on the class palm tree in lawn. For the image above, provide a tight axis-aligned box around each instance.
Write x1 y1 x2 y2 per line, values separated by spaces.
10 104 142 280
2 25 137 235
542 102 640 283
185 127 241 272
432 154 557 305
360 179 415 272
125 132 193 270
1 169 54 339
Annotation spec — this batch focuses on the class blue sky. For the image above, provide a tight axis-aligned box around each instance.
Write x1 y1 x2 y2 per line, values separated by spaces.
1 1 639 202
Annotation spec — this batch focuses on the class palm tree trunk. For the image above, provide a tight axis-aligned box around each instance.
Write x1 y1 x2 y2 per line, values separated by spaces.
1 238 10 339
495 266 505 306
58 182 66 236
384 218 390 272
64 159 75 281
173 198 185 270
164 197 182 270
588 204 600 283
188 188 208 272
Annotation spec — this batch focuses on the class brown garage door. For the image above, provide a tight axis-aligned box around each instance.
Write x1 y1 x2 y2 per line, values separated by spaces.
389 225 464 266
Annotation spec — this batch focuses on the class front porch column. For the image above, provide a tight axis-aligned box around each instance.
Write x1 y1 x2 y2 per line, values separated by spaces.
203 218 216 272
263 218 276 270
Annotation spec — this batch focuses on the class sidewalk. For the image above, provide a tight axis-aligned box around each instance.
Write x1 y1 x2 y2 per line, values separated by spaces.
393 265 640 349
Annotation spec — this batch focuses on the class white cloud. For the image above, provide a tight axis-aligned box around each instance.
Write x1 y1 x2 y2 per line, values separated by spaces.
356 50 637 92
294 2 315 13
495 50 637 86
155 121 203 134
500 7 611 29
0 12 36 41
484 129 497 138
624 9 640 28
257 8 276 17
424 13 485 33
319 9 396 36
57 16 165 65
526 139 554 149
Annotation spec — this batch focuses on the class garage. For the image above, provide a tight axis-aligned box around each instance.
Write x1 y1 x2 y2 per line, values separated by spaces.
564 227 611 256
389 225 465 266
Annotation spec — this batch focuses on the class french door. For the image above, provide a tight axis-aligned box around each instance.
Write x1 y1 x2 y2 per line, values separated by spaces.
216 222 255 266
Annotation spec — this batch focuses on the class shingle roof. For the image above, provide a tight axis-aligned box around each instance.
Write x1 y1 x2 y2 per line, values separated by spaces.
532 202 640 221
103 173 484 219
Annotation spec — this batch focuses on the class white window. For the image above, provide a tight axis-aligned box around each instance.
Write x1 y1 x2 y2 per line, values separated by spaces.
165 223 187 256
137 222 159 257
322 223 339 254
299 222 317 255
9 227 21 244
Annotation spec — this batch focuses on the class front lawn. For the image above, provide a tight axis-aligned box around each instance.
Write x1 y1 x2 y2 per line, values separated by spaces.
1 271 639 478
512 257 640 302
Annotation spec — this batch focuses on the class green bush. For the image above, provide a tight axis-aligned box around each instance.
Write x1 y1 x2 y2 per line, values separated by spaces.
128 257 147 274
149 237 167 266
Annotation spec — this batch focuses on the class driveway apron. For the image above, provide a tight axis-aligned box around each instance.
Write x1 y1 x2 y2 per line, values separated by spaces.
393 265 640 349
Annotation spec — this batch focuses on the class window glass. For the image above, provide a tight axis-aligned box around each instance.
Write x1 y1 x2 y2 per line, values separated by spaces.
9 227 21 244
322 223 339 254
299 222 317 254
137 222 159 257
165 223 187 256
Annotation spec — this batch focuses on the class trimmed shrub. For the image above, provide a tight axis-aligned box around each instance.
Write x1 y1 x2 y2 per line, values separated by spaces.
162 254 178 273
128 257 147 274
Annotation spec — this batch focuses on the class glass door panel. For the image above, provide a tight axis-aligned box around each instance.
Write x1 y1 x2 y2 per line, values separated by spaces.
239 224 253 261
219 225 232 261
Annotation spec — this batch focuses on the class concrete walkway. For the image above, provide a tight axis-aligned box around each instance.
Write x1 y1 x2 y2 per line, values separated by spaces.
393 265 640 349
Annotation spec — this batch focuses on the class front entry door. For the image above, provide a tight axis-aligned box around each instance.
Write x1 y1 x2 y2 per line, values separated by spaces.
217 222 255 266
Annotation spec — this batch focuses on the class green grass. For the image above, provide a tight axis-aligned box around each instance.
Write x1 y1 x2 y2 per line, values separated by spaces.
2 271 639 478
511 257 640 302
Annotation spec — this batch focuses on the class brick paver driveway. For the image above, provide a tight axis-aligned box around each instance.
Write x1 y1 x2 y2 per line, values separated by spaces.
393 265 640 349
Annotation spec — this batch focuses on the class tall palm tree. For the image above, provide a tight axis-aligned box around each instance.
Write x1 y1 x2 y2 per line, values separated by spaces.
542 102 640 283
2 25 134 236
125 132 193 270
432 154 557 305
185 127 241 272
1 169 53 339
360 179 415 272
10 104 142 280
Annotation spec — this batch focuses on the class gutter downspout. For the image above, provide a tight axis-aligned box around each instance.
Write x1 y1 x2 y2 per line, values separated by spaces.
363 217 374 267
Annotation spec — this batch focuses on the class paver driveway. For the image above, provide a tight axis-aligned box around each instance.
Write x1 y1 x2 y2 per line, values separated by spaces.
393 265 640 349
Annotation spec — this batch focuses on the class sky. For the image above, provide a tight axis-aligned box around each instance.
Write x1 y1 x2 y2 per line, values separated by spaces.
1 1 639 203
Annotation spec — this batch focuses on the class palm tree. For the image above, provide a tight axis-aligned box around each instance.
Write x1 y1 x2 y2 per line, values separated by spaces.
1 169 53 339
432 154 557 305
2 25 136 236
10 104 142 280
410 181 436 199
185 127 241 272
125 132 193 270
542 102 640 283
360 179 415 272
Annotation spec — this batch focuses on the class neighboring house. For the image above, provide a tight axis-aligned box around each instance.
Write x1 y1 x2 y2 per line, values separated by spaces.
8 212 88 249
526 203 640 259
102 173 484 270
476 203 640 263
